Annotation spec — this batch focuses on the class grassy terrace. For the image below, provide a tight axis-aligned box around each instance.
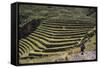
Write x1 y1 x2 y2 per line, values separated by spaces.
19 19 96 57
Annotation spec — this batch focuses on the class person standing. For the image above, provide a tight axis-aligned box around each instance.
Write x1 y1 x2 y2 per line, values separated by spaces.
80 43 85 55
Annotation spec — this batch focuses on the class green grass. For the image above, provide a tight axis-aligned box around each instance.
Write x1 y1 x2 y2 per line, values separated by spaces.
19 34 96 64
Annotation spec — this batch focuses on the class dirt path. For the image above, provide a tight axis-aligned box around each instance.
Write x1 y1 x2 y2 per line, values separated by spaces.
68 51 96 61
